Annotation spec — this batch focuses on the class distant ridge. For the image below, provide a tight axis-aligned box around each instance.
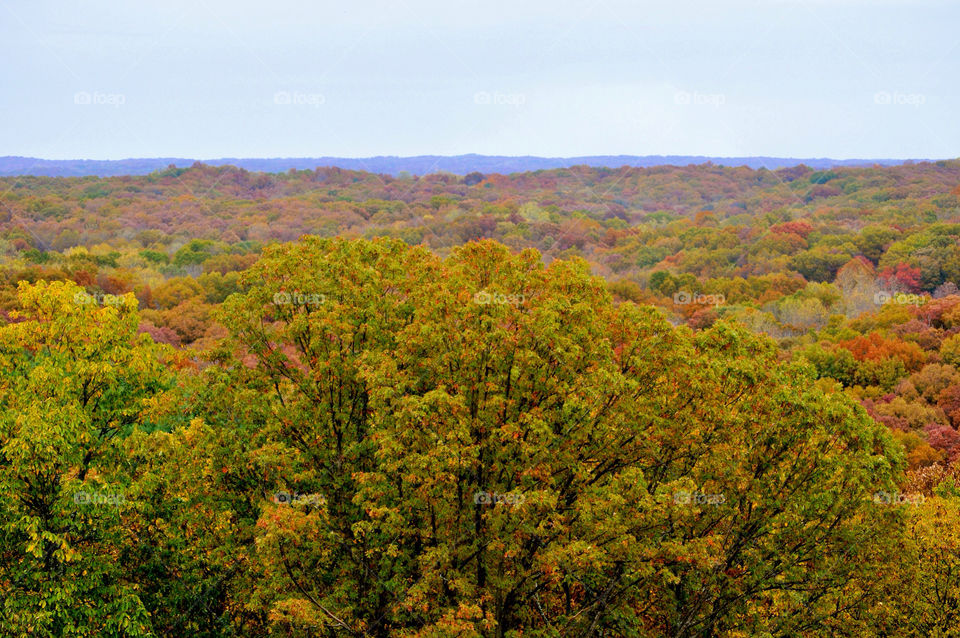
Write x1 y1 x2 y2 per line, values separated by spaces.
0 154 930 178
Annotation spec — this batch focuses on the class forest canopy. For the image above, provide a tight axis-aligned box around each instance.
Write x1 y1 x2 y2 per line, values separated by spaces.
2 162 960 635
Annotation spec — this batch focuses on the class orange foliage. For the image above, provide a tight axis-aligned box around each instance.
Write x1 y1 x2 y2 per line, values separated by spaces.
838 331 927 370
770 220 814 238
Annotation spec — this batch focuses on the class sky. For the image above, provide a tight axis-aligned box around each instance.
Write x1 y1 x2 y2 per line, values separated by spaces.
0 0 957 160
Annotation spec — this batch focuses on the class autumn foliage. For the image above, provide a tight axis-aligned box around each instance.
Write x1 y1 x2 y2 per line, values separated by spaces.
2 161 960 635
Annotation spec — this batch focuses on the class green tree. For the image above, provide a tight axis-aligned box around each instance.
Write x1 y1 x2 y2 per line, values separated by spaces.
189 237 905 637
0 280 171 637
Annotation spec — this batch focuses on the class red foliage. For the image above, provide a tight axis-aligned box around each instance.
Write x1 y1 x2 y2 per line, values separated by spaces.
878 262 922 293
939 384 960 428
861 397 910 432
769 220 814 238
138 321 181 346
72 269 96 287
688 307 718 330
917 295 960 328
96 273 132 295
924 423 960 462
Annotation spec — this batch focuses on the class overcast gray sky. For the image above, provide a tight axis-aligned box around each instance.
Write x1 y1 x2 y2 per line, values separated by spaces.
1 0 957 159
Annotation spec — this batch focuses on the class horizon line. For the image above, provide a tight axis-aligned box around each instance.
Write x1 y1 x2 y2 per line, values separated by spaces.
2 153 951 162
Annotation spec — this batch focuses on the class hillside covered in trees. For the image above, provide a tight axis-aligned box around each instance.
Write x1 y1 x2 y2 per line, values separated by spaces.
3 161 960 635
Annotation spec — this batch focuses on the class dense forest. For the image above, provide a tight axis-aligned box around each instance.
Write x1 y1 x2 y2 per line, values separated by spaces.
2 161 960 635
